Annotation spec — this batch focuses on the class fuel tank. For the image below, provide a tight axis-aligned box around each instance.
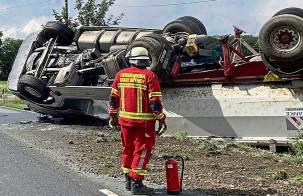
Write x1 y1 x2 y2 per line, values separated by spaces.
77 26 161 53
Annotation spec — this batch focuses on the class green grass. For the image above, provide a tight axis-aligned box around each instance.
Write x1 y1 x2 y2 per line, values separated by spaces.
101 160 114 168
199 140 220 153
264 170 288 181
0 81 7 85
296 133 303 140
110 132 121 142
293 134 303 163
0 81 8 94
0 81 26 110
290 175 303 185
0 99 26 110
172 131 188 142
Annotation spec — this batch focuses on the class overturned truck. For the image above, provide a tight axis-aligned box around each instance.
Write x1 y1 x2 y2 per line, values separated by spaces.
8 7 303 141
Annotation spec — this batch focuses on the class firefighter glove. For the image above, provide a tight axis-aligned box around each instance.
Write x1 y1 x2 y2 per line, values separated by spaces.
109 116 119 129
156 121 167 136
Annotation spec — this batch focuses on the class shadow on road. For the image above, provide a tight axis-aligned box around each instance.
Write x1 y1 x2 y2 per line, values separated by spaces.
38 115 106 127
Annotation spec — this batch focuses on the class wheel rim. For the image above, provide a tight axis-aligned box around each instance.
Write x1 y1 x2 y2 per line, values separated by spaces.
270 26 301 52
24 86 42 98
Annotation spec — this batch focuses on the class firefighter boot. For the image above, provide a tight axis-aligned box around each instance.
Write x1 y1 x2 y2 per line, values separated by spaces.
131 180 154 195
125 174 131 191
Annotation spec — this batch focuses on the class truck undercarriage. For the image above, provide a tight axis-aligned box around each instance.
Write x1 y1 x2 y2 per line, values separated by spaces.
8 7 303 140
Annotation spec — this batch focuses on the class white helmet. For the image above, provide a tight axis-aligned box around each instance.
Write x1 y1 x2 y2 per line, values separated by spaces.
126 47 151 67
126 47 150 60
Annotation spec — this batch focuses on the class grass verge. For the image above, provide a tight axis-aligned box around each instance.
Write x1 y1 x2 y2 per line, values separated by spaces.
0 99 26 110
0 81 8 94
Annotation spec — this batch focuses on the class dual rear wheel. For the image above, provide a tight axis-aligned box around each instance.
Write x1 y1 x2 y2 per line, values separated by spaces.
259 8 303 75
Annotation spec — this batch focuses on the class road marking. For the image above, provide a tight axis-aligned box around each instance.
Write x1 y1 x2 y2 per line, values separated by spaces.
99 189 119 196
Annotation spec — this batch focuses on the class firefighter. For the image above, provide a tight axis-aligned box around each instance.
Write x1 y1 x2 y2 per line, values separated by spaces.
109 47 167 195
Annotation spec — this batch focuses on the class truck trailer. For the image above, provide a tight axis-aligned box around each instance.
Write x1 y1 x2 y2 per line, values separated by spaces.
8 7 303 143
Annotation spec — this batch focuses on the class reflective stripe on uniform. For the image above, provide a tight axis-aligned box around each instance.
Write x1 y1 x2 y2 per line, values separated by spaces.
137 89 142 113
119 111 155 120
121 87 125 111
149 92 162 99
118 83 147 90
132 169 148 176
121 167 131 174
111 88 119 96
137 149 148 168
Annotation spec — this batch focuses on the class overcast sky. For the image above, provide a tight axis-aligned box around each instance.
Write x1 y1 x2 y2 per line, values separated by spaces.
0 0 303 39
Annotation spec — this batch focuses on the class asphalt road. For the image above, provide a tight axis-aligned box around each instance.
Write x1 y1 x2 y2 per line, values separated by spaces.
0 107 104 196
0 107 37 124
0 133 103 196
0 107 187 196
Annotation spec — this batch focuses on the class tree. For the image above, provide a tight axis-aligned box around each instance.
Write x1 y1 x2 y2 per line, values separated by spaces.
242 35 259 55
52 0 124 29
203 35 259 57
0 38 23 80
0 31 3 47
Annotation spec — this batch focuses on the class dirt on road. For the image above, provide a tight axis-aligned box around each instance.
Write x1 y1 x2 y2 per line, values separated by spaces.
2 122 303 195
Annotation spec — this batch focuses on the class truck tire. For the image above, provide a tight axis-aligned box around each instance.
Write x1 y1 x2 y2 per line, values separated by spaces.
273 7 303 18
126 36 175 79
141 33 172 50
261 53 303 75
18 75 50 103
177 16 207 35
163 19 204 35
259 14 303 62
39 21 74 46
142 35 176 78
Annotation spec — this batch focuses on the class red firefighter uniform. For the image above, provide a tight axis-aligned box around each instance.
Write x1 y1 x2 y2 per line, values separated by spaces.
109 66 165 180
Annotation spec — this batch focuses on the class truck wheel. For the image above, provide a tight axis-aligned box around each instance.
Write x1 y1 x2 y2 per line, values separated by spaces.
261 53 303 75
18 75 50 103
141 33 172 50
177 16 207 35
273 7 303 18
39 21 74 46
163 19 204 35
126 35 175 79
259 14 303 62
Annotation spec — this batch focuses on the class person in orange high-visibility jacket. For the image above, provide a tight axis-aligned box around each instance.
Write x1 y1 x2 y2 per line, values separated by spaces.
109 47 166 195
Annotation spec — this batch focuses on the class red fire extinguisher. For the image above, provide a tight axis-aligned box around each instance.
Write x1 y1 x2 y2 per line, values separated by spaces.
164 156 184 194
